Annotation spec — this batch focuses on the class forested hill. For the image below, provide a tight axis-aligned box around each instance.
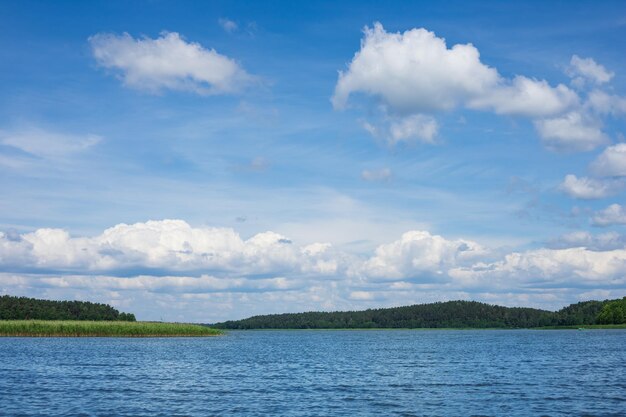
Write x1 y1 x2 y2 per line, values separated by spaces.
213 298 626 329
0 295 136 321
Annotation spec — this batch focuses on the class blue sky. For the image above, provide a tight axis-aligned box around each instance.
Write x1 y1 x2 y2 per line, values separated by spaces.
1 1 625 322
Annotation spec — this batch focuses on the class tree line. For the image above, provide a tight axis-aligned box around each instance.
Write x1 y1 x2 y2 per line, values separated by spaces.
213 298 626 329
0 295 136 321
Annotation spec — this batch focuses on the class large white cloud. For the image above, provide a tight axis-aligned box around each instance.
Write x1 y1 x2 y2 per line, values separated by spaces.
2 222 625 321
332 24 617 151
359 230 487 280
5 221 624 290
332 23 500 113
332 24 577 117
0 220 340 277
450 246 626 286
89 32 252 94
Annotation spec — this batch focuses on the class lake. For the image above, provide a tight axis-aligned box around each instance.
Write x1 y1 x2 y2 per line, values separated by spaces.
1 330 624 416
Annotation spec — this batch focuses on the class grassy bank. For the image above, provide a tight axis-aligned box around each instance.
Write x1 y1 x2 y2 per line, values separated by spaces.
0 320 223 337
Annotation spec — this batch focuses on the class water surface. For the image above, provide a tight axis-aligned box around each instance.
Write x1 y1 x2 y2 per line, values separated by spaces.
1 330 624 416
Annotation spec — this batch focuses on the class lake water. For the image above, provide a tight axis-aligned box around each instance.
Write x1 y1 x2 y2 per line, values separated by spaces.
0 330 624 416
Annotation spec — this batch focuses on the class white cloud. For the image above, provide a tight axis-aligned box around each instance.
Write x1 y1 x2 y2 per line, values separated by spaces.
559 174 622 199
35 274 300 293
218 18 238 33
3 222 626 321
332 23 578 117
12 221 620 293
0 220 341 277
590 144 626 177
332 24 622 152
361 115 439 145
89 32 253 94
360 230 487 280
592 204 626 226
587 90 626 116
0 128 101 158
533 112 608 152
567 55 614 85
332 23 500 112
468 76 578 118
361 167 392 182
450 246 626 286
388 114 438 144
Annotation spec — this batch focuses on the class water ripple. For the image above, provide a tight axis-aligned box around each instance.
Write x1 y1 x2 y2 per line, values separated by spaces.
0 330 624 416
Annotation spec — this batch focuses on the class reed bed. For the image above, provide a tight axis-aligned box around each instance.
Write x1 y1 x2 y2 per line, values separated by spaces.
0 320 222 337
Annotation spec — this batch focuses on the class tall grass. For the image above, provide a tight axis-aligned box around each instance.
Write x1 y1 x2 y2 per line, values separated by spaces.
0 320 222 337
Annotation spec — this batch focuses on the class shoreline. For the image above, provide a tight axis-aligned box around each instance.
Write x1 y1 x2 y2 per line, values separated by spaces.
0 320 223 337
217 324 626 331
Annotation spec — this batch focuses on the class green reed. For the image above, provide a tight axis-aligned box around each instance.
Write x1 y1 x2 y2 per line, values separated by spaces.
0 320 223 337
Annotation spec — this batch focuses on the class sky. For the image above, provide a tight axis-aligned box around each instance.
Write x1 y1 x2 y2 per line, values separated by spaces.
1 0 626 322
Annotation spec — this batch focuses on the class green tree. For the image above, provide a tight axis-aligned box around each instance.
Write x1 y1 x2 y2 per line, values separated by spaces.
596 298 626 324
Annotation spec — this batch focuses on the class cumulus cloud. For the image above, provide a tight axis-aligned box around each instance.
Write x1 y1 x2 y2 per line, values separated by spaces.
3 221 626 320
360 230 487 281
467 76 578 118
559 174 622 199
8 222 623 291
0 128 101 158
89 32 253 94
592 204 626 227
450 246 626 287
332 23 578 118
333 24 622 152
332 23 500 112
567 55 614 86
533 112 608 152
590 144 626 177
0 220 341 277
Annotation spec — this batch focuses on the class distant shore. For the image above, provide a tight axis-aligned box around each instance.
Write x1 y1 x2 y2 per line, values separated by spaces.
0 320 223 337
213 298 626 330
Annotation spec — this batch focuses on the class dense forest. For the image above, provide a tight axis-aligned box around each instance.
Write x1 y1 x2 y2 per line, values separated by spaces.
0 295 136 321
596 298 626 324
213 298 626 329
